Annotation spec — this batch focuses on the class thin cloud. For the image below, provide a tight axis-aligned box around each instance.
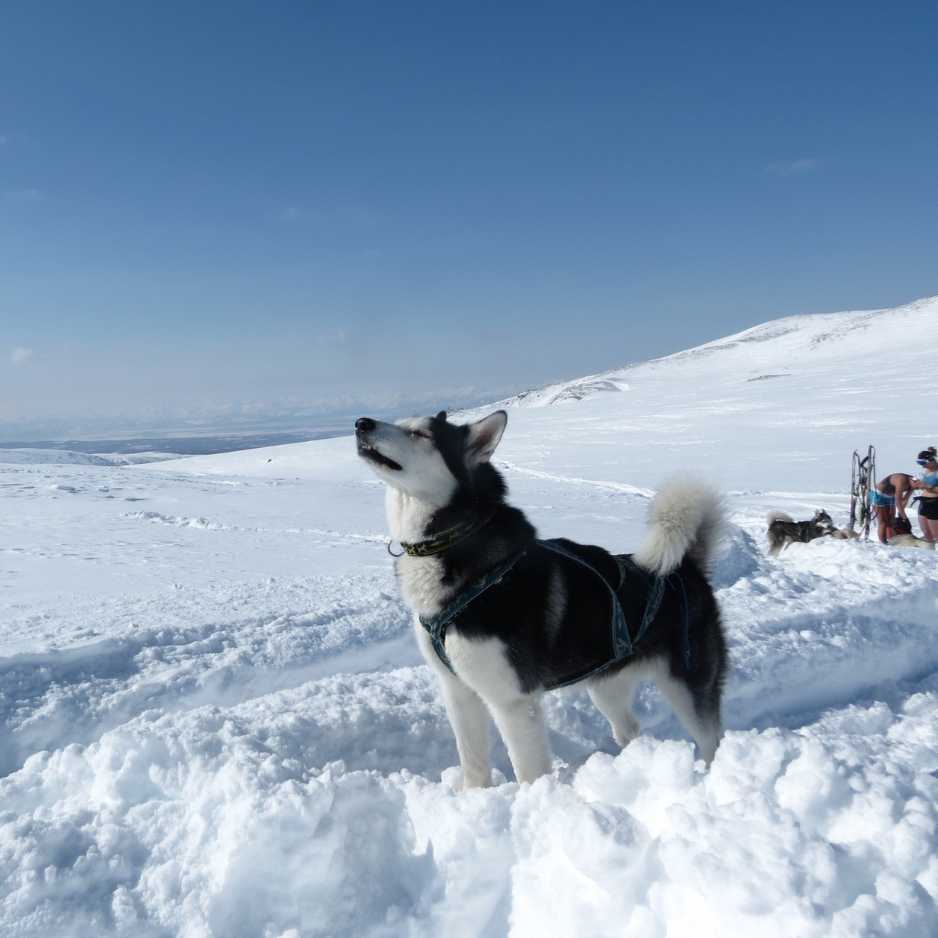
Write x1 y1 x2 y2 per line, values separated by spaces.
274 202 382 228
10 347 33 366
278 204 303 222
764 158 820 176
2 187 44 203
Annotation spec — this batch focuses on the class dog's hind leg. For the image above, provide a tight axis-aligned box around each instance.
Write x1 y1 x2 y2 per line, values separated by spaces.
587 666 643 747
653 662 722 765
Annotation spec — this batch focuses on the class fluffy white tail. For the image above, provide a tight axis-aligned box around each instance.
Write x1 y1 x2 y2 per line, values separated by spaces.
634 482 724 575
766 510 794 525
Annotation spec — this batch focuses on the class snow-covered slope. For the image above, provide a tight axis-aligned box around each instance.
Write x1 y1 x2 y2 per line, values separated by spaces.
2 296 937 937
0 448 181 466
499 294 937 409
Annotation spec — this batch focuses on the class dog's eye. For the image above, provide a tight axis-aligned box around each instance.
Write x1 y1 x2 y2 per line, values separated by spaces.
409 430 430 440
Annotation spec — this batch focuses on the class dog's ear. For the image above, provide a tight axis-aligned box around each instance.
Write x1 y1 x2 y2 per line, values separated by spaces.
435 411 447 423
465 410 507 463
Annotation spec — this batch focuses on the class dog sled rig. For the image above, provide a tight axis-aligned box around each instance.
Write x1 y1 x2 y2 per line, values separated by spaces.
391 523 691 689
849 445 876 540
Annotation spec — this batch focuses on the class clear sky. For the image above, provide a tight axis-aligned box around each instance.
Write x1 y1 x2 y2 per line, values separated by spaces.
2 1 937 436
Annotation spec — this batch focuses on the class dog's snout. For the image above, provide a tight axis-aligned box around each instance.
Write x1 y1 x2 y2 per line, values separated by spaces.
355 417 376 433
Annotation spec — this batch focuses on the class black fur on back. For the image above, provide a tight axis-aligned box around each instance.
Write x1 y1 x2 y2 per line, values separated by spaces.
453 543 727 710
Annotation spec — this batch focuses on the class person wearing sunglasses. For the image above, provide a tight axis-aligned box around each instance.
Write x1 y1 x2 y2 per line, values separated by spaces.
912 447 938 542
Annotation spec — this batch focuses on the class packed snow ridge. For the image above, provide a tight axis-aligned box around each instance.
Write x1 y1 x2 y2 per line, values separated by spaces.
2 294 938 937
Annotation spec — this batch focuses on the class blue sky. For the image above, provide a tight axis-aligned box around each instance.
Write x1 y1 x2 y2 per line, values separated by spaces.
2 1 937 435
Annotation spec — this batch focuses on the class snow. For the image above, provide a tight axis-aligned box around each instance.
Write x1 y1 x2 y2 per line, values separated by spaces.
2 296 938 936
0 449 181 466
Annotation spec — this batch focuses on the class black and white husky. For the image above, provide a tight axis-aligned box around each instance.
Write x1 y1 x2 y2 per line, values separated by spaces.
766 510 836 556
355 409 727 787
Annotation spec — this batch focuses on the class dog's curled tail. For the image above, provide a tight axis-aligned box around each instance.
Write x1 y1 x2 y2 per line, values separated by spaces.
766 510 794 526
634 482 724 576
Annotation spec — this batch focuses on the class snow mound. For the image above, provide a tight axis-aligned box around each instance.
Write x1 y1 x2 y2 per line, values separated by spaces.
710 523 761 589
2 681 936 937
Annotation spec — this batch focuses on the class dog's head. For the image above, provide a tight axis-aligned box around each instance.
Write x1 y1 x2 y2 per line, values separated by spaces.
355 410 508 507
813 510 835 532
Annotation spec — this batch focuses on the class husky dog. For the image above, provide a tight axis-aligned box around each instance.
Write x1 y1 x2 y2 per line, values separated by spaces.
355 410 727 787
766 510 836 556
887 532 936 550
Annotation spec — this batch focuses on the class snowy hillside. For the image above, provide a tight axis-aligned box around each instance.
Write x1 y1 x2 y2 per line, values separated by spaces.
2 296 938 937
0 448 181 466
499 294 936 410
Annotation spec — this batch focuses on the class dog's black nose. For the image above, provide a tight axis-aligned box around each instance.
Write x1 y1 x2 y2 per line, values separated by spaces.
355 417 376 433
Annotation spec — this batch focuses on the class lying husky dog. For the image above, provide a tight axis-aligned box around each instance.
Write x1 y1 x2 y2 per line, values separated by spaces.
886 516 935 548
355 409 727 787
887 532 936 550
766 510 836 556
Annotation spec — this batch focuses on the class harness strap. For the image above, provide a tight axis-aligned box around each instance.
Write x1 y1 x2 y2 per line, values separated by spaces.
419 550 526 673
632 561 667 647
418 540 690 684
538 539 632 658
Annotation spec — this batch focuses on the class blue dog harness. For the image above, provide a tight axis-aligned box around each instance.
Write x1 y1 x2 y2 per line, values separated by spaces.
418 538 690 689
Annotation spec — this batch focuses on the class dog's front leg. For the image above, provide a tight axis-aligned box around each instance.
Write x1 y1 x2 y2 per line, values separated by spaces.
437 672 492 789
487 695 552 784
446 632 553 784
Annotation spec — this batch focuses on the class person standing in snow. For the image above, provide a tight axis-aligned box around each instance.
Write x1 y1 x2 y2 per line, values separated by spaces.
870 471 914 543
912 447 938 542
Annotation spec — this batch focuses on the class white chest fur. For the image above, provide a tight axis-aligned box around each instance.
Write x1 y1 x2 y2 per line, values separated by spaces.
385 488 452 616
397 554 449 616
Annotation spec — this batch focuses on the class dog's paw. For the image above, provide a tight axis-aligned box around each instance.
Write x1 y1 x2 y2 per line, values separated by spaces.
460 770 494 791
613 716 641 748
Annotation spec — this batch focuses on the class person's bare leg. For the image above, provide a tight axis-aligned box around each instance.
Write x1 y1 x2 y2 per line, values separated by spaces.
877 507 889 544
921 516 938 543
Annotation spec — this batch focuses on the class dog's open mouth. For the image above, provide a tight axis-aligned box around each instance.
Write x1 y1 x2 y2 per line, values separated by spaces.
356 440 403 472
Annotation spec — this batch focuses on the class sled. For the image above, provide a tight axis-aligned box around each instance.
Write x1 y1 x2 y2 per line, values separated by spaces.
849 445 876 539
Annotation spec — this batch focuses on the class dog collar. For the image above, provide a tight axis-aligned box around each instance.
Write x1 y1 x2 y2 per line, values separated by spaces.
388 512 496 558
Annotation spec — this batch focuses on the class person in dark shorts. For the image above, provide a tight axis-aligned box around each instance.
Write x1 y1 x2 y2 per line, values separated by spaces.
870 471 914 544
913 447 938 542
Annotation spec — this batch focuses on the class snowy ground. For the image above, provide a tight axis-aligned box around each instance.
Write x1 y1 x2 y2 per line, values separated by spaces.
2 297 937 937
